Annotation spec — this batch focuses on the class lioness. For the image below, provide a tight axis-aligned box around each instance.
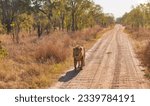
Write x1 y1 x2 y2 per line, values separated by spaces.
73 45 85 71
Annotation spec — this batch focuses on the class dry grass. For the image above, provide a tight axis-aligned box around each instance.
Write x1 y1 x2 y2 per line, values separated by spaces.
144 42 150 69
0 25 104 88
126 27 150 79
71 26 101 41
143 44 150 80
36 41 70 63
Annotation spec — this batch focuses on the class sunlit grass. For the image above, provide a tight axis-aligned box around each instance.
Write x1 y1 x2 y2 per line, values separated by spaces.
0 25 108 88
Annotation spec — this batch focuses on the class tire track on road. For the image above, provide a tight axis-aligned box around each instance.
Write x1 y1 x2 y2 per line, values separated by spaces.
52 25 150 89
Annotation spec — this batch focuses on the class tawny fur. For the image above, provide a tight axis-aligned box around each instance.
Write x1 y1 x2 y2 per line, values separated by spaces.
73 45 85 71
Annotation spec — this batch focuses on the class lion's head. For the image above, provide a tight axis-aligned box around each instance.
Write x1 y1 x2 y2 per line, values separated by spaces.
73 46 82 60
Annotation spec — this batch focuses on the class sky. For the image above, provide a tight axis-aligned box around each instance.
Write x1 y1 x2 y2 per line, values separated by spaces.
93 0 148 18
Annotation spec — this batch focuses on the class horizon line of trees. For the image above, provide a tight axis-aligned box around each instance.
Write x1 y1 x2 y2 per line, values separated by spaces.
0 0 114 43
118 1 150 30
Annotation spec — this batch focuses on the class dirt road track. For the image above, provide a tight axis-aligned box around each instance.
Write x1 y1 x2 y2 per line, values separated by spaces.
52 25 150 89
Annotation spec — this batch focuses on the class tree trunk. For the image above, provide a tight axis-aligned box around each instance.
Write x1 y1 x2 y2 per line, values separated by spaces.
71 10 75 31
6 21 12 34
75 15 78 31
12 23 20 43
61 13 65 30
37 24 42 37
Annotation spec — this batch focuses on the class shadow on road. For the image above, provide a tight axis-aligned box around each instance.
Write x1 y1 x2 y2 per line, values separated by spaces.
58 69 80 82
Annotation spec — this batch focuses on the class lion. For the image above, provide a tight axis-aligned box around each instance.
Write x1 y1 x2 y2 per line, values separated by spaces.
73 45 85 71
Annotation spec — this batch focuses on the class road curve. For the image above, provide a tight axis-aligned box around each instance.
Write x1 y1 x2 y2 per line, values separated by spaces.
52 25 150 89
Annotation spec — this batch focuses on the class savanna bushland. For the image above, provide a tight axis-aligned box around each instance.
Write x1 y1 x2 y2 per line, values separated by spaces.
118 2 150 80
0 0 114 88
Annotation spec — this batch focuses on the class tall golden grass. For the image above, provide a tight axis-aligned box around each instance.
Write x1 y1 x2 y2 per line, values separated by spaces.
0 25 103 88
126 27 150 79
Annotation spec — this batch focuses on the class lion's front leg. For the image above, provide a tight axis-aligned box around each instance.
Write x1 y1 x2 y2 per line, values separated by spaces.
78 61 81 68
79 60 83 70
74 60 77 71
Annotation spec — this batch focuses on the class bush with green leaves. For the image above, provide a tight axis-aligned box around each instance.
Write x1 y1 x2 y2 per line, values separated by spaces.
0 48 8 59
0 22 5 33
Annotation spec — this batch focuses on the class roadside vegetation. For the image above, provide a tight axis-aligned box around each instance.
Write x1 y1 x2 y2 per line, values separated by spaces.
118 2 150 79
0 0 114 88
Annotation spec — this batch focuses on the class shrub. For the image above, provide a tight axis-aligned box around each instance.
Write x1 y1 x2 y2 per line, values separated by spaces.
0 22 5 34
36 41 70 63
0 48 8 59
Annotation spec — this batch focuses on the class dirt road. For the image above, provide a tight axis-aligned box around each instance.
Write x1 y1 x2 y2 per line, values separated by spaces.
52 25 150 89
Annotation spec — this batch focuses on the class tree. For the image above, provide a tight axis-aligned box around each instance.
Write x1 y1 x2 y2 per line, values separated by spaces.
34 12 49 37
66 0 87 31
120 2 150 29
0 0 115 38
0 0 31 33
11 13 34 43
